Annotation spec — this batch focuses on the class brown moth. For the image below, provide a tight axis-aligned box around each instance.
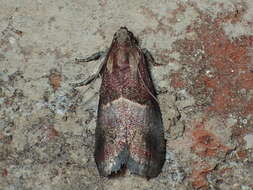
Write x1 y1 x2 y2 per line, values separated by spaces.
76 27 165 178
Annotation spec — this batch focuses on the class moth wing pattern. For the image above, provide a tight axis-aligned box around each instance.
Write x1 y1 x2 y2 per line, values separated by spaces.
127 101 166 178
95 96 165 178
94 27 166 178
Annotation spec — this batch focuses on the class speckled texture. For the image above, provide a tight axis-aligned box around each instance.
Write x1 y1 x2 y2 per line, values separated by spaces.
0 0 252 189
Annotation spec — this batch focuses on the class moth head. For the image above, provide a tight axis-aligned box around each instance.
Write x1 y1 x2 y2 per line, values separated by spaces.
113 27 138 47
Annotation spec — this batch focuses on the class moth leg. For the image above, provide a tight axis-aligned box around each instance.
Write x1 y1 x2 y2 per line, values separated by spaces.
142 48 163 67
142 48 156 66
75 51 106 63
71 50 107 87
70 60 105 87
142 48 167 95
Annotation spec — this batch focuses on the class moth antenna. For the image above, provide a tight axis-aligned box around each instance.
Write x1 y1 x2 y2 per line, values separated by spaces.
137 66 159 104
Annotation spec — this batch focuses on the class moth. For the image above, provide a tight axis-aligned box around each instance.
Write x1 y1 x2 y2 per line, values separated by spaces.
75 27 166 178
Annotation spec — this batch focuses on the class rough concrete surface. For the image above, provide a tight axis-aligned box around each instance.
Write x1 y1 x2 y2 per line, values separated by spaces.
0 0 253 189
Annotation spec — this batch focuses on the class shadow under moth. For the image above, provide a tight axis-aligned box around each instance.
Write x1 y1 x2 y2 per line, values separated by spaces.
75 27 166 179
